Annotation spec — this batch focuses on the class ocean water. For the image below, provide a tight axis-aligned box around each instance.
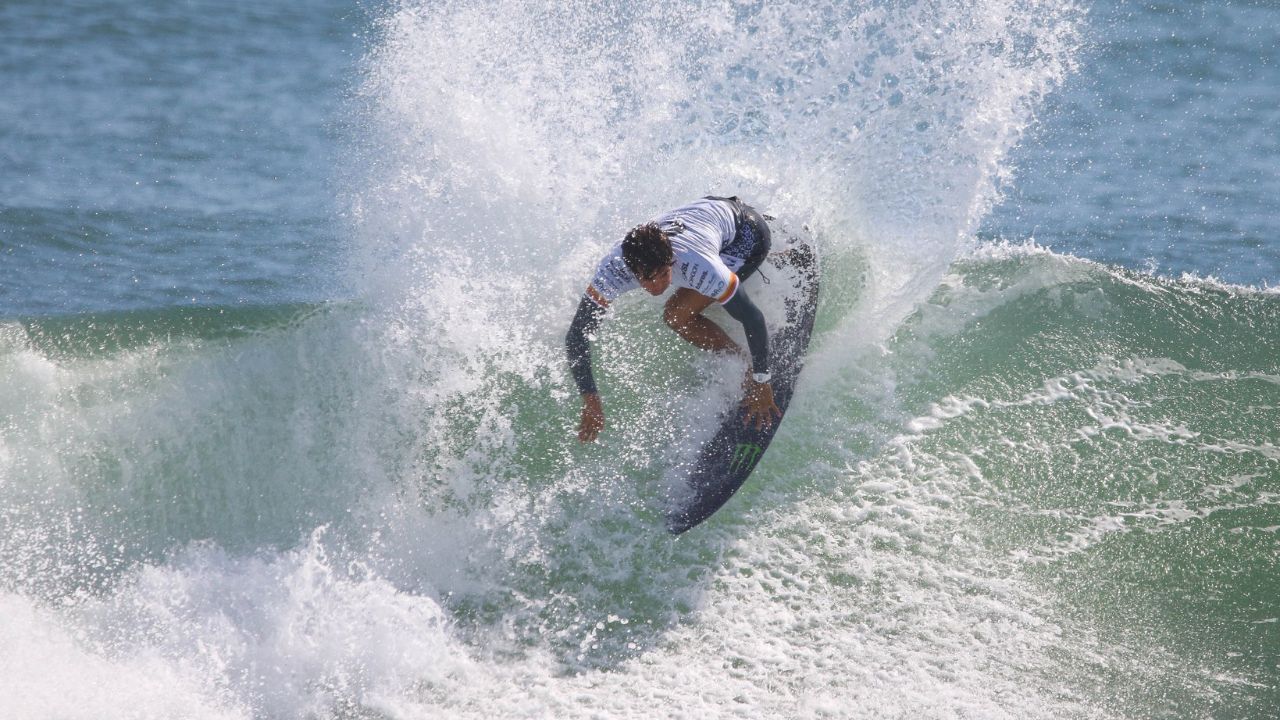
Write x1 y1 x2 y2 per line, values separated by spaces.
1 1 1277 718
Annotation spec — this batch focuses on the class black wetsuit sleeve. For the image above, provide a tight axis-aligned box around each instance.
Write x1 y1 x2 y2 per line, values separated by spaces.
565 296 608 395
723 288 769 375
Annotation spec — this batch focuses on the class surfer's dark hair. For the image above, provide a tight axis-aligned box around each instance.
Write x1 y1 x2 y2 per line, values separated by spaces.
621 223 674 279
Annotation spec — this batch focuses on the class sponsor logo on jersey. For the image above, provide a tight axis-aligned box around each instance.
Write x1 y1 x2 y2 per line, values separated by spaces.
717 273 739 303
605 258 630 284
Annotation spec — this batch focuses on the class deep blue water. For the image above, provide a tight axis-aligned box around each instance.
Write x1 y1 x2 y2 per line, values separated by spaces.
1 0 363 316
2 1 1278 319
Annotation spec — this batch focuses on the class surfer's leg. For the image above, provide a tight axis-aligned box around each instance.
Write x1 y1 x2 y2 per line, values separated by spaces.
663 288 739 354
666 205 771 355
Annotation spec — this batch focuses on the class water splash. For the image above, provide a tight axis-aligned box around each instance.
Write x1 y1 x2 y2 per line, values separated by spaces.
350 0 1081 326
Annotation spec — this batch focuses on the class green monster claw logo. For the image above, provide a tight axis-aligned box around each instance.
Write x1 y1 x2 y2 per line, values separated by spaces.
730 442 764 473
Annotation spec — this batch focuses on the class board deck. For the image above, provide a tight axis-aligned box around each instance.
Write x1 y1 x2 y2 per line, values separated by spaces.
665 232 820 534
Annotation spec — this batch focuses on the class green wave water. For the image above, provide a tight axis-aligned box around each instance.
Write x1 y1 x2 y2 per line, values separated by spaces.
2 245 1277 717
884 245 1280 716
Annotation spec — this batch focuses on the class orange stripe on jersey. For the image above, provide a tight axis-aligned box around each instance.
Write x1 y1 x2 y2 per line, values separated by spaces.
717 273 739 304
586 285 610 308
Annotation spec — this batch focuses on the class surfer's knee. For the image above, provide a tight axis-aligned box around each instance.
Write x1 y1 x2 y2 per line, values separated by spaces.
663 294 704 331
664 289 718 338
663 299 689 330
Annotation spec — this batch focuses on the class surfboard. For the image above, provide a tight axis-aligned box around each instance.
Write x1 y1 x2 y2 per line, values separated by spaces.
665 226 820 534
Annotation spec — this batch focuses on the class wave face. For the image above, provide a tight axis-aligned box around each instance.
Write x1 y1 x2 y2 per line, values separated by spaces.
10 1 1278 718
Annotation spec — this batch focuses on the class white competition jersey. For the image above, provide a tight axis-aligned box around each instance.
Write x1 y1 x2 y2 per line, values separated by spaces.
586 198 744 308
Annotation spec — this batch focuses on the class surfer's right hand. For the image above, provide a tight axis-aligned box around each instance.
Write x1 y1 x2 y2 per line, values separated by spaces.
578 393 605 442
742 379 782 431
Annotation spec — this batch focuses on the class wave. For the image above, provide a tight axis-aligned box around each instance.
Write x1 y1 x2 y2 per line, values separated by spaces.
16 0 1279 717
4 241 1277 716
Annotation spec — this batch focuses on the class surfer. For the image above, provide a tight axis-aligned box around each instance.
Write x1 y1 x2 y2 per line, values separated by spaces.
566 196 781 442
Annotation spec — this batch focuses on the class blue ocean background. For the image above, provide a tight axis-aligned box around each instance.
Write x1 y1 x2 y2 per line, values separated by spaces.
989 0 1280 286
1 1 1277 718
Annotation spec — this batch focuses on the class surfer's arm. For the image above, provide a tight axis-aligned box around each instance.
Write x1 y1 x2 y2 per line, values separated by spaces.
566 294 609 442
566 294 607 395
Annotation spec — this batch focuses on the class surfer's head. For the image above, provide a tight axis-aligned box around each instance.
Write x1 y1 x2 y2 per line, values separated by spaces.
623 223 675 295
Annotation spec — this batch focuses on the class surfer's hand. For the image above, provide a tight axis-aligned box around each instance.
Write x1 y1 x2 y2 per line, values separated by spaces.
578 393 605 442
742 379 782 431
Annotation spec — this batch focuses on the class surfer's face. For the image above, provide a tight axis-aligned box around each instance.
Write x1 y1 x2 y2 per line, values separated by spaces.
638 264 673 295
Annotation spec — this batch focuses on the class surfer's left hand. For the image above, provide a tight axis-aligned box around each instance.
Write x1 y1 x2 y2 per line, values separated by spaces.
742 379 782 431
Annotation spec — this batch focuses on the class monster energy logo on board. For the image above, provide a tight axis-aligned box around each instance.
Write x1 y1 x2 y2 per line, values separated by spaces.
729 442 764 473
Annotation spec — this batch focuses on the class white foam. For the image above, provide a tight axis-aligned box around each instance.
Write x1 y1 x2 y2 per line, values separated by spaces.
2 531 475 719
0 591 243 720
